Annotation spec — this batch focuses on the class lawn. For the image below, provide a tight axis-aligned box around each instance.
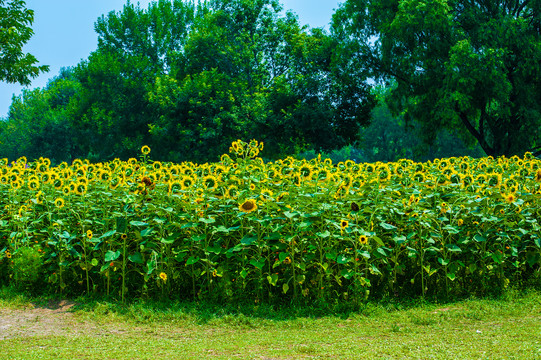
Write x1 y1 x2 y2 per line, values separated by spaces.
1 289 540 359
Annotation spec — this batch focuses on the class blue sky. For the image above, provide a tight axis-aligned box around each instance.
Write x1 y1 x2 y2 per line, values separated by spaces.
0 0 342 118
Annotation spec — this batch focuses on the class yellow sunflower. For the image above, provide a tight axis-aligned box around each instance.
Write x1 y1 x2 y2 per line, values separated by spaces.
359 235 369 245
239 199 257 213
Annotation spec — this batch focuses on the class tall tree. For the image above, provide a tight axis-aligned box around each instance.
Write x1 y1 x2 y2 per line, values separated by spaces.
72 0 198 160
149 0 375 161
0 0 48 84
333 0 541 157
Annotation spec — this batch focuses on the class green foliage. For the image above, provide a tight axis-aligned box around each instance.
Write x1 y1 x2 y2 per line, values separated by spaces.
1 144 540 303
0 0 376 163
10 246 44 291
333 0 541 157
0 0 49 85
0 68 80 163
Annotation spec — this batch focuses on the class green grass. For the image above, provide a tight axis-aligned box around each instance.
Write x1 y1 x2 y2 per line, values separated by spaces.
1 288 541 359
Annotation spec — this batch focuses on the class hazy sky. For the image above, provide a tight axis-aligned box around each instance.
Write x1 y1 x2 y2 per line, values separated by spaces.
0 0 342 118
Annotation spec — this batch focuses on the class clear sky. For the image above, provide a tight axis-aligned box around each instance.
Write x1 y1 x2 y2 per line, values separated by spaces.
0 0 342 118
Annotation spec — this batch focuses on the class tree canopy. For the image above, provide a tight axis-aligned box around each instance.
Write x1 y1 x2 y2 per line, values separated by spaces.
332 0 541 157
0 0 48 85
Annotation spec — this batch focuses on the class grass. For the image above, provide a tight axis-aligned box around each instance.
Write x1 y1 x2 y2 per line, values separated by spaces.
1 288 541 359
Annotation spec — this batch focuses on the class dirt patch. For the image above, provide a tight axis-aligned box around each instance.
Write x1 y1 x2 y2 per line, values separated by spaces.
0 300 110 340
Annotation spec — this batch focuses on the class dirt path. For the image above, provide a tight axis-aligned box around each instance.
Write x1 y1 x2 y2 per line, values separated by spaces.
0 300 105 340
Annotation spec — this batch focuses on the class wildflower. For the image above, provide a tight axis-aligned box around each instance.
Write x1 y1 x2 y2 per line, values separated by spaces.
159 272 167 282
141 145 151 155
457 219 464 226
121 234 128 240
5 250 11 259
283 256 292 265
351 202 360 212
86 230 93 240
239 199 257 213
340 220 349 231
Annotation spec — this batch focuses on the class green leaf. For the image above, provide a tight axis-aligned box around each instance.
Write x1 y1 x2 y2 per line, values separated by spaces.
249 258 265 270
336 254 351 264
341 269 353 279
141 228 154 237
100 230 117 238
105 250 121 262
491 252 503 264
240 269 248 279
267 273 278 286
317 230 331 238
91 258 99 267
199 217 216 224
282 283 289 294
279 252 289 262
372 236 385 247
128 252 144 264
130 221 148 227
283 211 298 219
240 235 257 246
380 222 397 230
446 244 462 252
437 257 450 266
473 234 486 242
186 256 200 265
447 272 456 281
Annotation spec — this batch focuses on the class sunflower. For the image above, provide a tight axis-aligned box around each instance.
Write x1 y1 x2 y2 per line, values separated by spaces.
75 183 87 196
11 180 22 190
239 199 257 213
54 178 64 190
203 175 218 190
503 193 516 203
86 230 93 239
159 272 167 282
54 198 65 209
258 188 273 201
359 235 369 245
351 202 360 212
141 145 151 155
226 185 239 199
168 181 183 194
299 164 313 179
340 220 349 230
28 179 40 190
536 169 541 182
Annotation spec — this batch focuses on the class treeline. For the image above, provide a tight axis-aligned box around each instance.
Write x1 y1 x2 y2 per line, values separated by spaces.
3 0 535 163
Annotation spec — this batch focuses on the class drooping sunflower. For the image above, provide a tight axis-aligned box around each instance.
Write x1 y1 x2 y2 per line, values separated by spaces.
239 199 257 213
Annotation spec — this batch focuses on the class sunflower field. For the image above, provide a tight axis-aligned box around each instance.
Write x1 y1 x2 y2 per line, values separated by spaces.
1 139 540 303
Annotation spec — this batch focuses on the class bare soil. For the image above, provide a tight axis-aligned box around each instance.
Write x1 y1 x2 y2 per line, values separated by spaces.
0 300 114 340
